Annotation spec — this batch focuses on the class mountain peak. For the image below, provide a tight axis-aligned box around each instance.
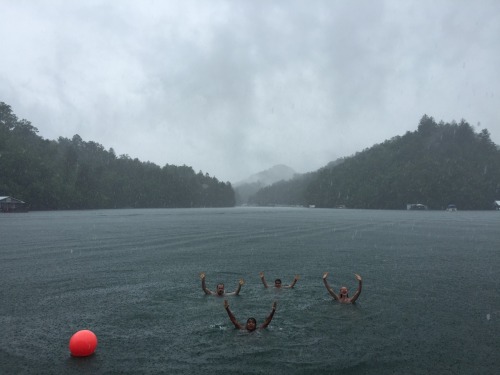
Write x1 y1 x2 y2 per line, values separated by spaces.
233 165 297 205
234 164 296 187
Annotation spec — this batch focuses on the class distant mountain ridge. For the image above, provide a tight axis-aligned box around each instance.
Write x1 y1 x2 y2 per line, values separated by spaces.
234 164 296 187
233 164 296 205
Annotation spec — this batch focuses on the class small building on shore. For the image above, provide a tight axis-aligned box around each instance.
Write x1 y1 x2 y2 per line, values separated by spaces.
0 196 29 212
407 203 428 210
494 201 500 210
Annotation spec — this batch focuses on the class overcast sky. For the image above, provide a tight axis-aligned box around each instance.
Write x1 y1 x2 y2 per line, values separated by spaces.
1 1 499 183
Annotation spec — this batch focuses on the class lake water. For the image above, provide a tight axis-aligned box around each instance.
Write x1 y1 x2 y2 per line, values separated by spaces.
1 207 499 374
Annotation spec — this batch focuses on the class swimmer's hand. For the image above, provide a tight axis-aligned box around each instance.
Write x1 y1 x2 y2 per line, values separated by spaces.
259 272 264 278
224 300 229 309
272 301 277 310
354 273 362 282
294 275 300 281
239 278 245 285
200 272 206 280
322 272 329 279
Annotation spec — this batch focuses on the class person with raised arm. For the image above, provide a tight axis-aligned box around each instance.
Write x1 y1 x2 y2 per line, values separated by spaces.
224 300 277 331
200 272 244 296
323 272 362 304
259 272 299 289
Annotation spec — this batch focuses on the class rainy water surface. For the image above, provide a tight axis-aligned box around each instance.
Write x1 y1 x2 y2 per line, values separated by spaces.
1 207 499 374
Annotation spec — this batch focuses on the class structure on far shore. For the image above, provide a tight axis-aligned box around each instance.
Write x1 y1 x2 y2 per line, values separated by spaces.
0 196 29 212
406 203 428 210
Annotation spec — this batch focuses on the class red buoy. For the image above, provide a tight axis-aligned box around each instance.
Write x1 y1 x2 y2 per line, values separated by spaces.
69 330 98 357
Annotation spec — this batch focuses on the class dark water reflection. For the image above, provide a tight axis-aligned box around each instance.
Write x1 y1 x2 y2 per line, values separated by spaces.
1 208 499 374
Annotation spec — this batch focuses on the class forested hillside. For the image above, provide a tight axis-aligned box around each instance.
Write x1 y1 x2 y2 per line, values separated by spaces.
251 116 500 210
0 102 235 210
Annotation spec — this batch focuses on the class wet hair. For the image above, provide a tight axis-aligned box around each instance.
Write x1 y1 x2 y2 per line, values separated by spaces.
274 279 282 284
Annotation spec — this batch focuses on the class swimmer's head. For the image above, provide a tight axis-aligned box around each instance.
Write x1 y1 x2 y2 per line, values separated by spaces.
246 317 257 331
274 279 282 288
216 283 225 296
340 287 349 297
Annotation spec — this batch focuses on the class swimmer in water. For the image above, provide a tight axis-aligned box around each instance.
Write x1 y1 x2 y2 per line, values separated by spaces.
224 300 277 331
323 272 362 304
200 272 244 296
259 272 299 288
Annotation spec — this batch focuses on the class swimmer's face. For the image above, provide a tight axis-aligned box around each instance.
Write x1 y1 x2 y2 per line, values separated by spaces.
246 318 257 331
216 284 225 295
340 287 348 296
274 279 282 288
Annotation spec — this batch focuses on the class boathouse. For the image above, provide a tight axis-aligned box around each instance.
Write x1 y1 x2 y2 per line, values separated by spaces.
406 203 428 210
0 196 29 212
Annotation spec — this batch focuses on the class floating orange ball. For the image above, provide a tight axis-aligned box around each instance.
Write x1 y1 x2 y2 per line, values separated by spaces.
69 330 98 357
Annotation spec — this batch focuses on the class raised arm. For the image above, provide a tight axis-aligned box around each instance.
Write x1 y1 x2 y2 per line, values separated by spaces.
225 278 245 296
200 272 214 295
349 273 363 303
323 272 339 300
259 272 269 288
260 301 277 329
224 300 243 329
284 275 300 288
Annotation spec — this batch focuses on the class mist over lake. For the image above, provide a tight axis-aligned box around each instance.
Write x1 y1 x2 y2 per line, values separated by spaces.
1 208 499 374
